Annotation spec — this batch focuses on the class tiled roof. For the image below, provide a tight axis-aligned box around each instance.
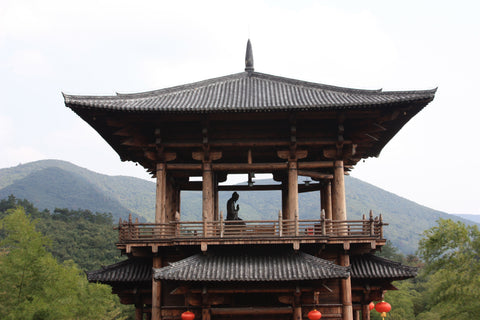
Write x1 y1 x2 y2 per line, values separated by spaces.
64 72 436 113
153 251 349 282
86 254 417 284
350 254 417 280
87 258 151 284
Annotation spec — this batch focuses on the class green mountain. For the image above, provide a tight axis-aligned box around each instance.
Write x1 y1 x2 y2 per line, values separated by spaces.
0 159 473 254
0 160 154 221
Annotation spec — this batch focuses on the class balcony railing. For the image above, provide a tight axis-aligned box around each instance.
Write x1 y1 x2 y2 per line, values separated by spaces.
117 212 386 243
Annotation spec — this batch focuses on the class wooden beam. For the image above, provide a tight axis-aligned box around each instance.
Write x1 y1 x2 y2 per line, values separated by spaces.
211 162 287 172
211 307 293 315
179 183 285 191
166 163 202 170
297 161 334 169
298 170 333 180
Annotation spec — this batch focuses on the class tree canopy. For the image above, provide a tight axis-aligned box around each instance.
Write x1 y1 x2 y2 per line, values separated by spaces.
0 207 126 319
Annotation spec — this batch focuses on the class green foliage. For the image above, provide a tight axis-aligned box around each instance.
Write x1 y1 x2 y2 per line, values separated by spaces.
416 219 480 319
0 207 126 319
0 196 123 271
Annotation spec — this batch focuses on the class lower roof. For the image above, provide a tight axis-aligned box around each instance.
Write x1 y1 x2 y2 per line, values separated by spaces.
87 252 417 284
154 251 349 282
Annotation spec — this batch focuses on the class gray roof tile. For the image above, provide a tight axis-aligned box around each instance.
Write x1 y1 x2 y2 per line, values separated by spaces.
87 258 151 284
64 72 436 113
153 251 349 282
86 254 418 285
350 254 417 280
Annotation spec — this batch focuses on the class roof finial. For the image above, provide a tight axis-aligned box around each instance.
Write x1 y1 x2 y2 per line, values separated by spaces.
245 39 254 73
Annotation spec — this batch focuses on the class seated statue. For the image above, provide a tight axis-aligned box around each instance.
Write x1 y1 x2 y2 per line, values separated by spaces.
226 192 242 221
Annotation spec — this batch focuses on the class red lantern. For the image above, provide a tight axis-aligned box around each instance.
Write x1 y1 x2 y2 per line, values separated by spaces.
374 301 391 313
308 309 322 320
374 301 391 319
368 302 375 311
181 311 195 320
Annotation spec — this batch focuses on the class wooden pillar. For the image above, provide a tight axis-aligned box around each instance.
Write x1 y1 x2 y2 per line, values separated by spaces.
354 309 360 320
361 304 370 320
152 256 162 320
332 160 346 220
202 162 214 235
287 161 299 221
340 253 353 320
325 181 332 220
282 182 288 220
135 304 143 320
165 177 177 222
293 306 302 320
293 288 302 320
176 188 181 216
155 163 167 224
213 174 219 221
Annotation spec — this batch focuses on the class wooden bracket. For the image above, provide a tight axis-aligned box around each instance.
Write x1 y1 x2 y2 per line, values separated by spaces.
277 150 308 161
144 151 176 162
192 151 223 162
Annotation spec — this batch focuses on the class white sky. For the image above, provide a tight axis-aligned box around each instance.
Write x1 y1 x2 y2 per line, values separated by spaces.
1 0 479 215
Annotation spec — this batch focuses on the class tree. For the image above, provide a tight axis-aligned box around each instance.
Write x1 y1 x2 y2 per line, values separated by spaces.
0 207 126 320
416 218 480 319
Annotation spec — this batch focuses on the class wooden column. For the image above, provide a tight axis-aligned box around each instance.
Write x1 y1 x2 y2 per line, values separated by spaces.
287 161 299 221
152 256 162 320
135 304 143 320
282 182 288 220
165 177 177 223
202 162 214 235
324 181 333 220
354 309 361 320
340 253 353 320
155 163 167 224
293 288 302 320
213 174 219 221
361 304 370 320
332 160 346 220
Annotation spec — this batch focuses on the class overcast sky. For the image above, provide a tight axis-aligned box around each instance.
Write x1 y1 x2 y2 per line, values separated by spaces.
1 0 479 215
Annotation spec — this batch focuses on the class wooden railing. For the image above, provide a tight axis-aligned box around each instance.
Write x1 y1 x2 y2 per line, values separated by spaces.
117 211 386 243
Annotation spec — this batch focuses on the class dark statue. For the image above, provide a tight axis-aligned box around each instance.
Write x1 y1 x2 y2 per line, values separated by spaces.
226 192 242 220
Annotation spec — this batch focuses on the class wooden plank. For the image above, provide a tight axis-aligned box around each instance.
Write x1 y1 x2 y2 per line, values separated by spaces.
298 161 334 169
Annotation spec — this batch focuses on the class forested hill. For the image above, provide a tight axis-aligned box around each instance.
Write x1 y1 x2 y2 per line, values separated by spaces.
0 160 153 221
0 159 474 254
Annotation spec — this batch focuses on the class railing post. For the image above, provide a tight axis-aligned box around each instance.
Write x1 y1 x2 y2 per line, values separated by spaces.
220 211 224 238
369 210 375 236
379 214 384 238
321 209 326 236
278 210 283 237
